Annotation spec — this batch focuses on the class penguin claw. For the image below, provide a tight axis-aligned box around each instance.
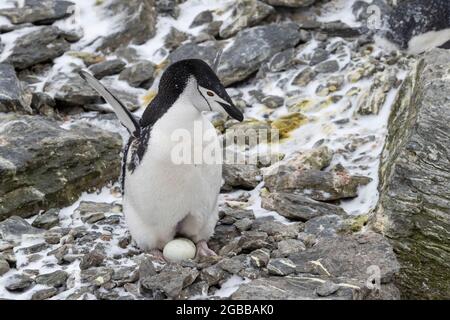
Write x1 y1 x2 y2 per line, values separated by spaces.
195 240 217 258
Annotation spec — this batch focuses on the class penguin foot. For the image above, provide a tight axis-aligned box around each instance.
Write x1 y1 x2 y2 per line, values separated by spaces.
149 249 166 262
195 240 217 258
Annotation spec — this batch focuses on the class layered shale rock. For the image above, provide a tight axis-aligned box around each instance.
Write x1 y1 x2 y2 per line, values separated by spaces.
98 0 157 52
372 49 450 299
0 114 122 221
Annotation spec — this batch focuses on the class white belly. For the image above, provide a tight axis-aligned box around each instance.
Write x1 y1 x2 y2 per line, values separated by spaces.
123 106 222 250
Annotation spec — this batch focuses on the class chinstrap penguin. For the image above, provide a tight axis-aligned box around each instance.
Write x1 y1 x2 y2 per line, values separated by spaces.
80 59 244 258
353 0 450 54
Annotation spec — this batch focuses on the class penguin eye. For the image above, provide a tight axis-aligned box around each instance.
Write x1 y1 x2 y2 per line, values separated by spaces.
207 91 214 97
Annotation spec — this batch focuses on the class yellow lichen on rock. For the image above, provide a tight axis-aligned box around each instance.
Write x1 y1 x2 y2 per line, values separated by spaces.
271 112 308 139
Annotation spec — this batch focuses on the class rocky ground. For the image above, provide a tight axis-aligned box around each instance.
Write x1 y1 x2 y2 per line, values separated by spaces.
0 0 447 300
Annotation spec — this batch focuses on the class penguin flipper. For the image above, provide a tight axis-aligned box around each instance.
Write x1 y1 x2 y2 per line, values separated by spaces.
79 70 141 137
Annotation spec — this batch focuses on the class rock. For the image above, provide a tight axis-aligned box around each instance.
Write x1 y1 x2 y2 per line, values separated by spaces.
224 119 273 145
208 224 240 253
164 27 188 51
0 258 10 276
262 0 316 7
276 239 306 257
232 276 345 299
35 270 68 288
138 255 157 279
310 48 329 66
357 69 397 115
45 71 143 111
219 206 255 223
0 0 75 25
112 266 139 285
80 267 113 286
304 214 344 238
5 274 34 292
156 0 181 18
260 95 284 109
289 232 400 289
189 10 213 28
267 258 296 276
268 48 296 72
31 209 59 229
371 49 450 299
200 264 227 286
249 248 270 268
31 92 58 118
234 218 253 232
0 114 121 221
217 23 303 86
292 67 316 86
315 60 340 73
98 0 157 52
179 281 209 299
67 51 106 66
316 281 340 297
74 202 117 224
263 164 371 201
219 255 248 274
0 63 32 113
261 191 346 221
271 112 308 138
168 41 221 68
222 163 261 190
20 242 49 254
141 264 199 298
6 26 70 69
31 287 58 300
0 216 42 240
219 0 274 39
88 59 126 79
79 250 106 270
251 217 300 239
238 231 270 252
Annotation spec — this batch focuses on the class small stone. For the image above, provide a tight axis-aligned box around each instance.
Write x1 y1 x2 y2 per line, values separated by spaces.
267 258 296 276
119 60 155 89
118 234 131 249
141 264 199 298
0 216 42 240
75 202 112 224
79 249 106 270
31 287 58 300
190 10 213 28
249 248 270 268
0 258 10 276
88 59 126 79
32 209 60 230
234 218 253 232
310 48 329 66
315 60 340 73
80 267 113 286
219 0 275 38
138 255 157 279
292 67 316 86
316 281 340 297
5 274 34 292
164 27 188 51
261 95 284 109
200 264 227 286
219 255 247 274
35 270 68 288
276 239 306 257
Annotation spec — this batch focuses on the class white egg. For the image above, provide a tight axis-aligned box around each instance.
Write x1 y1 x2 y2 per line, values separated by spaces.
163 238 196 262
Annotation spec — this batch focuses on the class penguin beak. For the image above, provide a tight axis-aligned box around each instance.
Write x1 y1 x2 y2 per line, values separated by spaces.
218 101 244 122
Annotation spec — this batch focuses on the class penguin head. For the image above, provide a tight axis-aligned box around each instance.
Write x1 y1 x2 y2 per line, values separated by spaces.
159 59 244 121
